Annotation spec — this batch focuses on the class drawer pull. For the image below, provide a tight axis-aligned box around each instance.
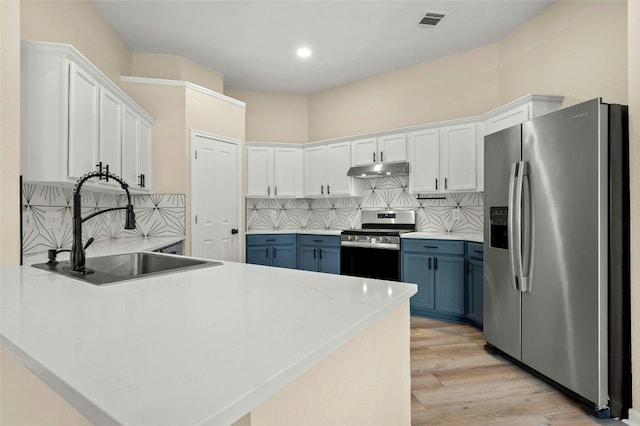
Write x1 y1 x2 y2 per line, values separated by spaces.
474 250 483 254
424 245 438 249
313 239 323 243
265 239 276 242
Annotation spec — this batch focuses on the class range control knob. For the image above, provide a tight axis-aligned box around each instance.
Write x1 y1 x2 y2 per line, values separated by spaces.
370 237 377 244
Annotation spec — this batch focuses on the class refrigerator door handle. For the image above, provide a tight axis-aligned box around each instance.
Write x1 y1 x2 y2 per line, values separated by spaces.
508 162 524 291
520 163 532 292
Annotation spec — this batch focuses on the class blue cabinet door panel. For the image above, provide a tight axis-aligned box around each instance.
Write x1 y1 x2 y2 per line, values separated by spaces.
468 258 484 325
318 247 340 274
402 253 435 311
246 245 269 266
434 256 465 315
298 246 318 271
273 246 295 269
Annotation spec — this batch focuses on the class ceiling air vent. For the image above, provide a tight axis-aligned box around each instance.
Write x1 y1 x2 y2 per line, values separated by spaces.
417 11 447 29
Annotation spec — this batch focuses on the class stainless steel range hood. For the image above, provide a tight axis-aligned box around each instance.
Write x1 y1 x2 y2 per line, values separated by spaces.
347 161 409 178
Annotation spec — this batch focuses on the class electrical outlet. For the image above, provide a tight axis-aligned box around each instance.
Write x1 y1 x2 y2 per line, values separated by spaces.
24 210 35 230
452 207 461 220
270 210 277 220
44 211 61 229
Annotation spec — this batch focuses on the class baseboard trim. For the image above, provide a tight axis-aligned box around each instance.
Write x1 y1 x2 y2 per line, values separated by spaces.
623 408 640 425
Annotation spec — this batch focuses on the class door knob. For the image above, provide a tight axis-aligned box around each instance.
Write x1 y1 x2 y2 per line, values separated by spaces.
231 228 238 235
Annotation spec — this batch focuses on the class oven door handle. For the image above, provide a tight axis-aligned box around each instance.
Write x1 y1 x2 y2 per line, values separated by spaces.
340 241 400 250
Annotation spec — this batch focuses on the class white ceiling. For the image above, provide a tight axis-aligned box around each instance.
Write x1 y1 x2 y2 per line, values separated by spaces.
93 0 556 94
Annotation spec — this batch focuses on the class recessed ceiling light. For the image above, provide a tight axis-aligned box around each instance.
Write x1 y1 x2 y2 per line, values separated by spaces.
297 47 312 59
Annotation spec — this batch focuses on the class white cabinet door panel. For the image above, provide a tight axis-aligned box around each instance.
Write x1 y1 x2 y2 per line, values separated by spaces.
303 146 326 197
68 62 99 179
98 87 122 185
274 148 300 197
409 129 440 193
247 146 272 197
442 124 477 191
351 137 378 166
121 107 139 187
379 133 407 163
326 142 352 196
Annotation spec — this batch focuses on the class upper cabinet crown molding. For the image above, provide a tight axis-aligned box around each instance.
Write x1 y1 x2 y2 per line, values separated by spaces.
121 76 247 109
21 41 154 192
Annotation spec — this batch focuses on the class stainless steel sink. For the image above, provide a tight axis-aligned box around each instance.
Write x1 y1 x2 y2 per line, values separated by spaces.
32 252 222 285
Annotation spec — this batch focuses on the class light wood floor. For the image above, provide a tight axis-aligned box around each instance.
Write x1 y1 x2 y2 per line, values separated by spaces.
410 316 621 425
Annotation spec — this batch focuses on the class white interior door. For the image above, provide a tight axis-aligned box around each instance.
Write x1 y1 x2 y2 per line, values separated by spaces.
191 131 240 262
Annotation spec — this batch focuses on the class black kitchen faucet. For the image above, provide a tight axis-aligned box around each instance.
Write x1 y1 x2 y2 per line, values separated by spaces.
67 171 136 273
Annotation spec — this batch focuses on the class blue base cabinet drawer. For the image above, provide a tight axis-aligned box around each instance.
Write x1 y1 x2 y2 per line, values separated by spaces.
246 234 296 269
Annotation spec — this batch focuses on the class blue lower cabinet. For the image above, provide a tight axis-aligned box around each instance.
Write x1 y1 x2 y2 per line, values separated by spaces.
402 253 435 311
296 235 340 274
466 242 484 327
402 239 467 322
433 256 465 316
246 234 296 269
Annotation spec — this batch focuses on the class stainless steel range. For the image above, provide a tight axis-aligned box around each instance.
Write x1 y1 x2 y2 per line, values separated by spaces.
340 210 416 281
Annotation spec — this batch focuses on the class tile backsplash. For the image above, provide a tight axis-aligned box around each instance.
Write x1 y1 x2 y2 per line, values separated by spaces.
247 176 483 233
22 183 186 256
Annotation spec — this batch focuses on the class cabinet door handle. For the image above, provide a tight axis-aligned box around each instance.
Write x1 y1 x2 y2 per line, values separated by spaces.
265 247 269 259
327 185 330 195
96 162 103 180
104 164 110 182
428 258 432 270
275 186 278 196
373 152 376 163
142 174 145 188
139 174 144 187
380 151 384 162
434 257 438 270
445 177 448 190
321 185 324 195
268 186 270 196
313 249 317 259
467 260 471 273
435 178 438 190
273 247 276 259
319 249 323 260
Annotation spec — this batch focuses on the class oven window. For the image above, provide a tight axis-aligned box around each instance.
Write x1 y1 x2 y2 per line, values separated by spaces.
341 246 400 281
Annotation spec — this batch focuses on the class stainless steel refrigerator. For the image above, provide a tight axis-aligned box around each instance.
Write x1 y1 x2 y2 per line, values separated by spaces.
483 98 630 418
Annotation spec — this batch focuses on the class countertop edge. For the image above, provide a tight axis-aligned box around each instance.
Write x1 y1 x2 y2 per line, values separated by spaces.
0 335 122 425
206 283 417 425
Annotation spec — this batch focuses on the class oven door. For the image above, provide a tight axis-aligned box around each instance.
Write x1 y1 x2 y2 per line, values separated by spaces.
340 245 400 281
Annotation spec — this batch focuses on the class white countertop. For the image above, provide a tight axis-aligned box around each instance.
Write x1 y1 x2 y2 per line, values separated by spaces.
402 231 484 243
246 229 483 243
2 248 416 425
246 229 342 236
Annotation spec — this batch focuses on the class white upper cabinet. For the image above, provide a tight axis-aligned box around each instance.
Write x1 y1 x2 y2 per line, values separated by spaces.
67 62 100 181
409 122 479 193
303 145 326 197
303 142 358 197
408 128 440 193
122 105 153 192
325 142 353 196
246 145 302 197
21 41 154 191
441 123 477 191
352 133 407 166
483 95 564 136
98 87 123 188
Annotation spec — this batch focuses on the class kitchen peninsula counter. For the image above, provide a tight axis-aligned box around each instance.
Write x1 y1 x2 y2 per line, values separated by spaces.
1 248 416 425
